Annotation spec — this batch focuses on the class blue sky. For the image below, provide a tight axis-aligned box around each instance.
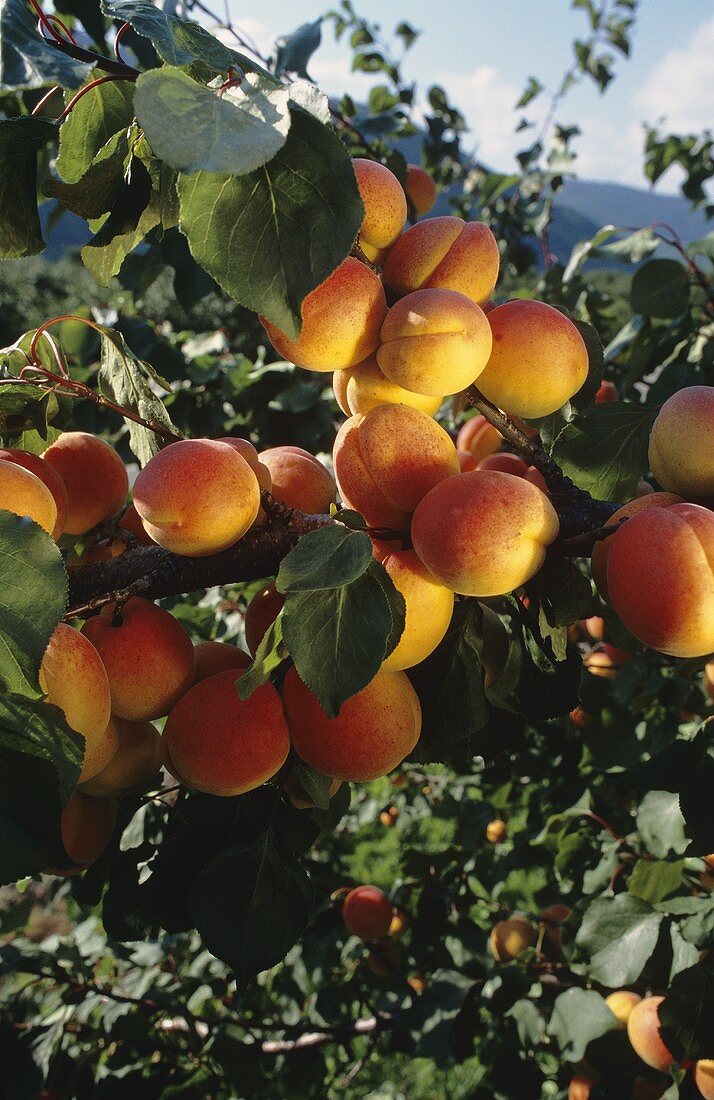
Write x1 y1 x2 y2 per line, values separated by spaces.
216 0 713 192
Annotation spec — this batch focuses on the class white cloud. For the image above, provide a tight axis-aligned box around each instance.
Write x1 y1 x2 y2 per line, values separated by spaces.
572 117 647 188
634 16 714 133
307 57 376 104
431 64 525 169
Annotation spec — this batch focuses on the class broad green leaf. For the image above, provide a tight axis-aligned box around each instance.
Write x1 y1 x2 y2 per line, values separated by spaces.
527 557 595 661
637 791 688 859
97 327 177 465
660 957 714 1061
0 513 67 696
234 616 285 701
631 259 691 319
55 77 136 183
628 859 684 905
81 159 161 284
670 922 700 980
178 106 363 339
0 117 55 258
288 758 334 811
102 0 234 71
547 989 618 1061
550 402 656 502
570 318 604 408
575 895 663 986
0 382 70 446
45 128 131 220
134 67 290 176
277 525 373 592
0 0 90 90
189 831 313 980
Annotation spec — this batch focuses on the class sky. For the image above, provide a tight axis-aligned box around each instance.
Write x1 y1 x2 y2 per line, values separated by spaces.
211 0 714 193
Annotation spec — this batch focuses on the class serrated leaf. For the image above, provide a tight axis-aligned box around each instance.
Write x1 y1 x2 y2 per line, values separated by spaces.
0 0 90 90
0 117 55 258
190 831 313 980
659 957 714 1061
102 0 233 70
631 259 691 319
55 77 136 184
550 402 656 502
0 513 67 696
134 67 291 176
97 327 177 465
277 525 373 592
547 989 618 1061
178 106 363 340
575 895 663 986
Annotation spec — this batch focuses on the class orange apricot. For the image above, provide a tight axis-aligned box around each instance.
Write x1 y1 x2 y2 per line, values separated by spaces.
489 915 537 961
0 461 58 537
333 355 443 417
258 446 336 513
583 644 630 680
590 492 684 602
606 990 642 1027
648 386 714 499
119 503 155 546
283 773 341 810
0 449 67 537
193 640 251 682
383 216 499 307
57 791 117 868
695 1060 714 1100
80 716 161 798
626 996 676 1072
404 164 437 217
342 885 394 940
353 158 407 264
568 1076 594 1100
244 582 285 656
43 432 128 535
486 819 507 843
456 415 503 462
380 550 454 671
478 451 548 492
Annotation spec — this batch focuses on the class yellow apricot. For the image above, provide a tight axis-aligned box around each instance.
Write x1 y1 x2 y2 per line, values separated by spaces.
80 716 161 798
648 386 714 499
43 432 128 535
383 216 499 306
333 355 443 417
0 449 67 538
606 990 642 1027
353 158 407 264
489 916 537 961
404 164 437 217
0 460 57 536
379 549 454 671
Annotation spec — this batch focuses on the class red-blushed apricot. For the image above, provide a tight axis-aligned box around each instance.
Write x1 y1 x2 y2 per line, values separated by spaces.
627 996 676 1072
456 415 503 462
333 404 460 529
39 624 115 782
80 716 161 798
568 1076 594 1100
377 288 492 396
404 164 437 217
353 158 407 264
383 216 500 307
193 640 251 682
258 446 336 513
133 439 260 556
119 503 155 546
606 990 642 1027
648 386 714 499
283 773 341 810
56 791 117 868
82 598 195 721
0 449 67 537
477 301 589 418
489 916 537 961
695 1060 714 1099
590 492 684 602
67 536 126 569
478 452 548 492
583 644 630 680
342 885 394 940
0 461 58 537
260 258 387 371
596 380 618 403
704 660 714 701
164 669 290 796
606 503 714 658
216 438 272 522
333 355 443 417
486 819 507 844
380 550 454 671
244 582 285 656
411 471 560 597
283 665 421 781
42 432 128 535
458 450 479 472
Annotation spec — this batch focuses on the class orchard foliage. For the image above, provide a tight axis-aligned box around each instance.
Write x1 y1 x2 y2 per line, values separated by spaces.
0 0 713 1097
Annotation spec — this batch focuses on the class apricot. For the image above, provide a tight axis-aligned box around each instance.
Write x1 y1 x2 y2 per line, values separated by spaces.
333 355 443 417
568 1076 594 1100
261 257 387 371
590 492 683 602
606 503 714 657
457 450 479 472
377 288 492 396
0 449 67 537
411 471 560 597
486 819 507 843
695 1060 714 1100
39 624 115 782
333 404 459 529
606 990 642 1027
389 910 410 939
0 460 58 537
133 439 260 556
704 660 714 701
67 536 125 568
216 438 271 522
283 774 341 810
258 446 336 514
583 644 630 680
404 164 437 217
43 432 128 535
478 452 548 492
193 640 251 682
353 158 407 264
627 996 676 1072
540 903 571 951
476 301 589 418
80 716 161 798
407 973 428 994
596 380 618 403
244 582 285 656
283 665 421 782
648 386 714 499
164 669 290 796
342 884 393 940
383 216 499 308
57 790 117 867
379 550 454 671
119 503 155 546
82 597 195 721
456 414 503 462
489 915 537 961
379 806 398 826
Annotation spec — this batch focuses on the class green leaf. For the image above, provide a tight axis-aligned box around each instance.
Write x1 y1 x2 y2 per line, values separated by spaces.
527 556 595 661
0 693 83 884
81 158 161 284
102 0 234 70
637 791 688 859
55 77 136 183
550 402 656 502
516 76 543 108
0 117 55 258
0 513 67 697
630 259 691 319
628 859 684 905
275 19 321 78
288 758 334 811
0 0 90 90
45 127 131 220
97 327 177 465
277 525 373 592
0 382 70 445
547 988 618 1061
575 895 663 986
134 67 291 176
189 831 313 980
659 957 714 1061
177 106 363 340
234 616 285 701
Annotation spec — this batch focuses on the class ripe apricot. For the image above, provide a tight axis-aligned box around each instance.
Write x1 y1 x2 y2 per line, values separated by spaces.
486 819 507 843
164 669 290 796
258 446 336 513
383 216 499 307
261 258 387 371
590 492 683 602
244 582 285 656
119 503 155 546
57 790 117 868
606 990 642 1027
342 884 394 940
489 915 537 961
380 550 454 671
333 355 443 417
596 380 618 403
193 641 251 682
80 716 161 798
0 449 67 537
283 665 421 782
389 910 410 938
626 996 676 1072
411 471 559 597
353 158 407 264
695 1060 714 1100
133 439 260 556
478 452 547 492
648 386 714 499
568 1076 594 1100
583 644 630 680
0 460 58 537
404 164 437 217
377 288 492 396
43 432 128 535
477 301 589 418
82 598 195 721
456 414 503 462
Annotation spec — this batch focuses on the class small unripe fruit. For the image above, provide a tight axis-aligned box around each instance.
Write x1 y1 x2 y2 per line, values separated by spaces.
486 819 507 844
489 916 537 961
606 990 642 1027
342 885 393 941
